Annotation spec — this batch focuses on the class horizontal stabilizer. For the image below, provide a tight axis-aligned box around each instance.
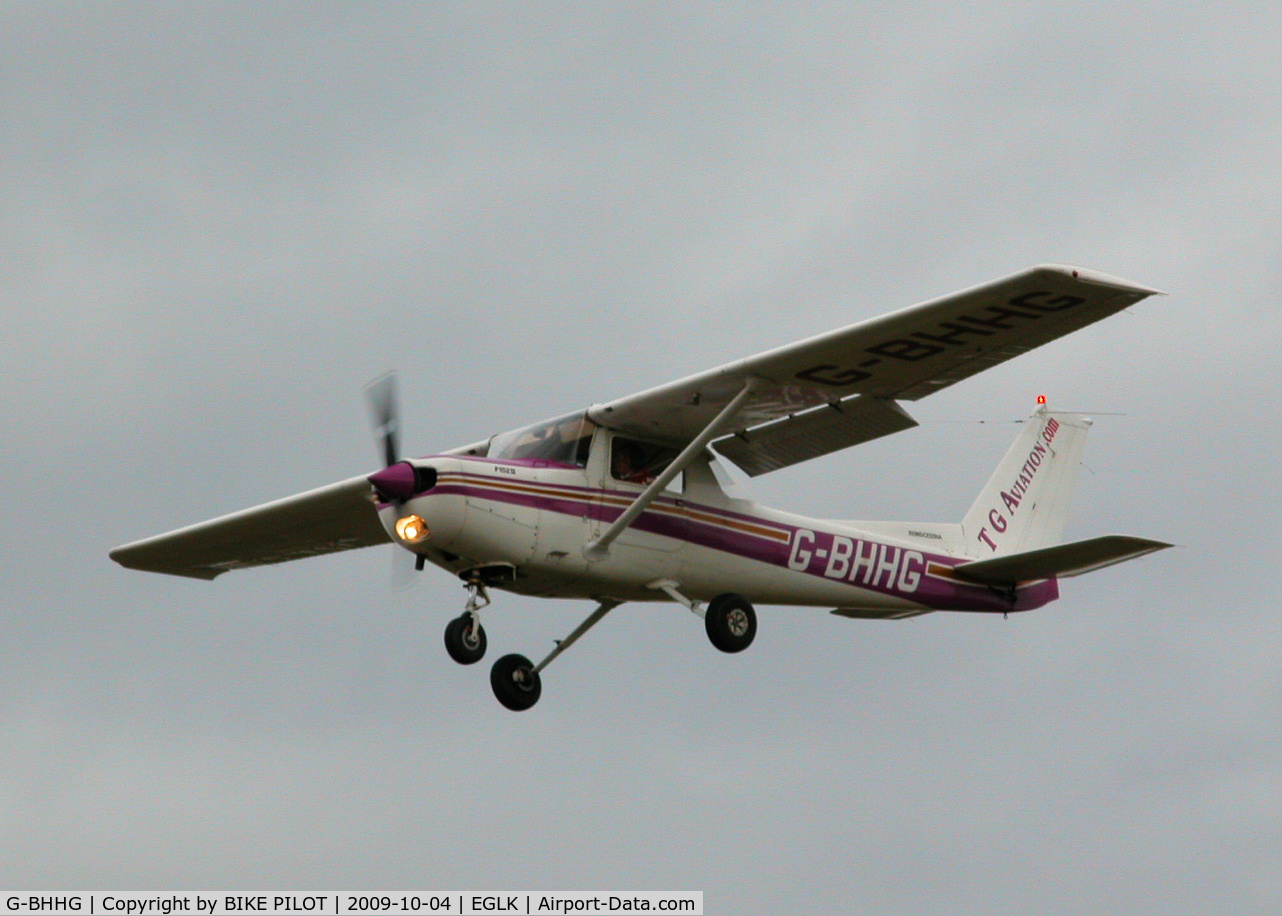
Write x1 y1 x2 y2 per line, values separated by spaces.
952 535 1172 585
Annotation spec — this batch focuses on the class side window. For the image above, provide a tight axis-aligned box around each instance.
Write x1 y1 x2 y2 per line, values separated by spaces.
610 437 681 489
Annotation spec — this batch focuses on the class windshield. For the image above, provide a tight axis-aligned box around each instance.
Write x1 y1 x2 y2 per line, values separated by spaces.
488 412 597 467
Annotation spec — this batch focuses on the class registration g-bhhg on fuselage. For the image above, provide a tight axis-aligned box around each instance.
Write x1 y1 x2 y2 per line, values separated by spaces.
112 265 1172 710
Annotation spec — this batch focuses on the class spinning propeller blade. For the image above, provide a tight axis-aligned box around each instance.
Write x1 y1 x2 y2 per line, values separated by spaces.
365 370 419 504
365 370 420 588
365 371 400 469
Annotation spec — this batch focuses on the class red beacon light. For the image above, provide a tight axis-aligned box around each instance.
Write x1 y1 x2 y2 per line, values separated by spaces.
1037 395 1047 404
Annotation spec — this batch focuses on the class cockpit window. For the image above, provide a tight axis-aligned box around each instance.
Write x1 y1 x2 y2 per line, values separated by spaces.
488 412 597 467
610 436 680 485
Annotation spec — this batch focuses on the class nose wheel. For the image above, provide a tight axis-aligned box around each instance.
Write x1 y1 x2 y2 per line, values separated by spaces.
444 575 491 665
444 613 487 665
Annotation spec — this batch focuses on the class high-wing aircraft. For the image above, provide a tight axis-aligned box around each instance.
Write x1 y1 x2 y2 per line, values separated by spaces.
112 264 1171 710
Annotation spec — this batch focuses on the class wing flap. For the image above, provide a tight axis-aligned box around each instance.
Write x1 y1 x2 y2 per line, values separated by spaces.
951 535 1172 585
110 475 389 580
712 395 918 476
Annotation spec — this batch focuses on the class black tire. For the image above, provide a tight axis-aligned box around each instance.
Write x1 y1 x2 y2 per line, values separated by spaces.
705 593 757 653
490 653 542 711
444 614 487 665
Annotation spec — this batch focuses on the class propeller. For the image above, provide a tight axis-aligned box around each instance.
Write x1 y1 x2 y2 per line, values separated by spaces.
366 370 401 469
364 371 428 588
365 371 423 504
364 369 438 511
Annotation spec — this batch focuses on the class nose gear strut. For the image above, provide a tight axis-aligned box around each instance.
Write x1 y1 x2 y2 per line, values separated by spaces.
443 574 491 665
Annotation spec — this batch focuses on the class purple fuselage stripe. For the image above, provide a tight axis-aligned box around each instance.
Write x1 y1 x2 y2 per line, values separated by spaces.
425 475 1057 613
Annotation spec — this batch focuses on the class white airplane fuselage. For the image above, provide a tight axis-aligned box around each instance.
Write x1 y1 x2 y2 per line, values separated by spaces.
381 446 1056 617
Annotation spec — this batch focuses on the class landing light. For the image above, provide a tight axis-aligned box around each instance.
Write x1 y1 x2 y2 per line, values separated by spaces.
395 514 429 543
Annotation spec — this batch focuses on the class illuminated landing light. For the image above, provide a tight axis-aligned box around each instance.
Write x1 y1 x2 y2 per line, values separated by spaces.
395 514 429 543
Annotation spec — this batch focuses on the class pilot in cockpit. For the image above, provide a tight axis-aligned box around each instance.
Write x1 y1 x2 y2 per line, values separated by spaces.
611 440 655 484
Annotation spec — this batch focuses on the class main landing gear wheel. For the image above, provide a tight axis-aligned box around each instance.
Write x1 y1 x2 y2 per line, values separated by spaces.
490 653 542 711
444 614 487 665
705 593 757 653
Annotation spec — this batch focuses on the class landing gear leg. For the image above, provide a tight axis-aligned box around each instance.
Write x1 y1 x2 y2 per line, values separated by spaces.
444 576 490 665
647 580 757 653
489 598 621 711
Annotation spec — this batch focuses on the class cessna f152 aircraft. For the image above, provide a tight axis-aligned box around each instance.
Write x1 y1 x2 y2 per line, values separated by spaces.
112 264 1171 710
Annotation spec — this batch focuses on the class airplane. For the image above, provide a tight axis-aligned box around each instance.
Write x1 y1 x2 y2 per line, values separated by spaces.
111 264 1172 710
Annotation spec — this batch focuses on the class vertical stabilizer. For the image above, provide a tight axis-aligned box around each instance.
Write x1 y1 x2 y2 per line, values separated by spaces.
960 408 1092 558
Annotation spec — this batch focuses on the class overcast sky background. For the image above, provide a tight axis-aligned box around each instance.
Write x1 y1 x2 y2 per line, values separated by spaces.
3 3 1280 913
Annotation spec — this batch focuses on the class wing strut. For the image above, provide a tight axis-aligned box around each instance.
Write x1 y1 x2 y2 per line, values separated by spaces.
584 381 757 561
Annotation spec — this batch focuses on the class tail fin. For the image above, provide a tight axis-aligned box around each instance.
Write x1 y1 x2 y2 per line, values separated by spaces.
960 408 1091 558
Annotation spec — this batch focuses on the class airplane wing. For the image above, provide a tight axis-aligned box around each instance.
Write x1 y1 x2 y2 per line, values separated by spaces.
109 433 504 580
588 264 1161 475
110 475 389 580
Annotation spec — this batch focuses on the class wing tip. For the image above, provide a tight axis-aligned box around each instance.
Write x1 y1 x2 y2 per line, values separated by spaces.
1032 264 1166 297
109 544 224 580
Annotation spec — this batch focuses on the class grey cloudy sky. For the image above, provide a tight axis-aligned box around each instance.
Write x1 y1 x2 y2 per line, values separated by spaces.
3 3 1280 913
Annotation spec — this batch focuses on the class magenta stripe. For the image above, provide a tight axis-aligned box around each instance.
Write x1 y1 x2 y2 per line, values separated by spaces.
435 477 1056 613
434 465 798 532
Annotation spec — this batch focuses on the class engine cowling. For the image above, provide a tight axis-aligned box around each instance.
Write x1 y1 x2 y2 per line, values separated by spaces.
368 462 437 503
371 459 468 552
